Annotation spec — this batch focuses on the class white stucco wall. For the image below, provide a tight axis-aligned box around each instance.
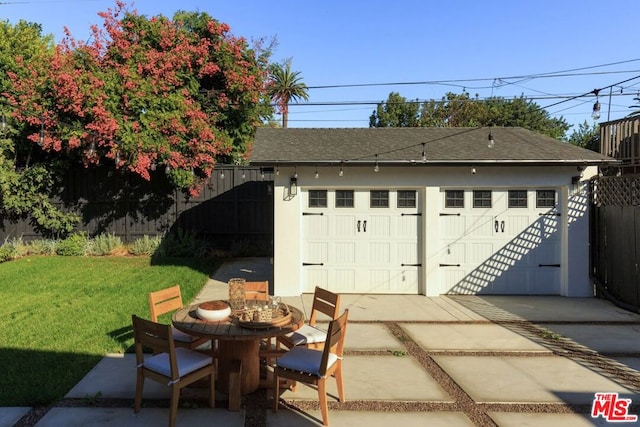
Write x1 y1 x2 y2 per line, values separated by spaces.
272 164 594 297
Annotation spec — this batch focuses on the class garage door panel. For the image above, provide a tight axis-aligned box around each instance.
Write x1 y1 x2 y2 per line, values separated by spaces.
398 242 418 263
306 269 328 291
393 268 418 293
442 216 466 237
367 269 390 292
532 270 560 294
443 242 466 263
469 215 494 237
470 242 494 264
304 242 328 263
369 242 390 263
334 215 356 237
368 215 390 236
305 215 328 237
398 216 418 236
333 270 356 292
502 215 531 236
334 242 356 263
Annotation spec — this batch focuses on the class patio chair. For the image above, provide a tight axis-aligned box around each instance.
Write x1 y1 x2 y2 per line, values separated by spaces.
132 314 215 427
148 285 210 351
277 286 341 351
272 309 349 426
244 281 270 302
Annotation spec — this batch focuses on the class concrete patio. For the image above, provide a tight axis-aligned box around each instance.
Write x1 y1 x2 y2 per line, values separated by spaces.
4 258 640 426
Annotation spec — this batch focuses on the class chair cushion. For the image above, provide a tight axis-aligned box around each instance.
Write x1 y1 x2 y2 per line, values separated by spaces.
284 324 327 346
276 346 338 377
143 347 212 378
171 326 199 343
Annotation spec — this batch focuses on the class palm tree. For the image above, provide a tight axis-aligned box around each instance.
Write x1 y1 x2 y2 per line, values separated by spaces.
268 62 309 128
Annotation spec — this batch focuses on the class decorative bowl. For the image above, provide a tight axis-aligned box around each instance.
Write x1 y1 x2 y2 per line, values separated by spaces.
196 300 231 322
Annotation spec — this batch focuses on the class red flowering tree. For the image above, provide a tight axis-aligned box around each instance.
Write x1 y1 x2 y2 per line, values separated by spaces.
8 1 272 197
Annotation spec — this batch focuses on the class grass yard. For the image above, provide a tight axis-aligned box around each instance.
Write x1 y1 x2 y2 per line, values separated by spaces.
0 255 218 406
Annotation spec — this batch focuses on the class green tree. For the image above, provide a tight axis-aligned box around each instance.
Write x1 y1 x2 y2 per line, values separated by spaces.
0 19 80 237
567 121 600 152
370 91 571 140
8 2 272 198
369 92 421 127
268 60 309 128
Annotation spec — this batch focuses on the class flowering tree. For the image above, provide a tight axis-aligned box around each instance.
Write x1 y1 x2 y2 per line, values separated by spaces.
8 1 272 197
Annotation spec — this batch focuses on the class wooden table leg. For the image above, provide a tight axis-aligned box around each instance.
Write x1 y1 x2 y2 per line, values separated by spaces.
217 340 260 395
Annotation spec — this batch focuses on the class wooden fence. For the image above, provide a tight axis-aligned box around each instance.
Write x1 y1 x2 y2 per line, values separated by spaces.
590 175 640 312
0 165 274 255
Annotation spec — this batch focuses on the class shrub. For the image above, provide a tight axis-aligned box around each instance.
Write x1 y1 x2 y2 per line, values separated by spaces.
0 243 17 263
87 233 123 256
56 233 88 256
128 235 162 256
155 228 207 258
28 239 57 255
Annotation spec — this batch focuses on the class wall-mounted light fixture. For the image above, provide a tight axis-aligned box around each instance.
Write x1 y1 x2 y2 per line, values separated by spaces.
289 176 298 196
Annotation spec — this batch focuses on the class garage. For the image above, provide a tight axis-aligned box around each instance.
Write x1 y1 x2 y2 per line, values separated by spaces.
300 188 420 294
250 127 616 297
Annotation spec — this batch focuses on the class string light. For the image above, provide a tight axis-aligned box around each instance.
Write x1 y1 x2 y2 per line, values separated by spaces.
38 117 45 146
220 170 225 179
294 166 298 179
592 89 601 120
314 165 319 179
242 169 246 180
374 154 379 172
0 111 7 134
338 163 344 176
487 131 495 148
421 143 426 162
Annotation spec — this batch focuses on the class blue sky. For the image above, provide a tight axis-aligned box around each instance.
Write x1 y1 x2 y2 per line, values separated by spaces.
3 0 640 132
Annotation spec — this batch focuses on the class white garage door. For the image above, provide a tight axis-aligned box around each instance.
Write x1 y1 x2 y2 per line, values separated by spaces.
437 188 561 295
301 189 420 294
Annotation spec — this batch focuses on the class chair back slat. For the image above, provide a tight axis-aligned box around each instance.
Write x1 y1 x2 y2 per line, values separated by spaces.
318 309 348 376
149 285 184 322
244 281 269 301
309 286 340 325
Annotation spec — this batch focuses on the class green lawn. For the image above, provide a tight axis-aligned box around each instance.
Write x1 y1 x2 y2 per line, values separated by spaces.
0 255 218 406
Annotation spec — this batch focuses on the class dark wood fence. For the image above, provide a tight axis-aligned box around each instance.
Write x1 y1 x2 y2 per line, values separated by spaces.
0 165 274 255
591 175 640 312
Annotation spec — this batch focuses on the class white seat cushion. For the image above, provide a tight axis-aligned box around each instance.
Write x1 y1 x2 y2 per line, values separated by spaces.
284 324 327 346
171 326 199 343
143 348 212 378
276 346 338 377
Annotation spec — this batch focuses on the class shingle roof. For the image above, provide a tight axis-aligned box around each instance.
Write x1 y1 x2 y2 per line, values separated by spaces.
250 127 616 166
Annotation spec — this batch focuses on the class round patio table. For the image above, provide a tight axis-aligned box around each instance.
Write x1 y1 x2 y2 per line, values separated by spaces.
172 302 304 395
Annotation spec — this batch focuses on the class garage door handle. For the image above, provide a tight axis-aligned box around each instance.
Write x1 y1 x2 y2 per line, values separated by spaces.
439 213 461 216
302 262 324 266
494 220 499 233
303 212 324 216
401 213 422 216
539 263 561 267
439 263 461 267
401 263 422 267
357 220 361 232
363 220 367 232
500 221 505 233
539 212 561 217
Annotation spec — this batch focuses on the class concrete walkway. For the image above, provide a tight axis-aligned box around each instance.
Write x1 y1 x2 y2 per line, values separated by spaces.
4 257 640 426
